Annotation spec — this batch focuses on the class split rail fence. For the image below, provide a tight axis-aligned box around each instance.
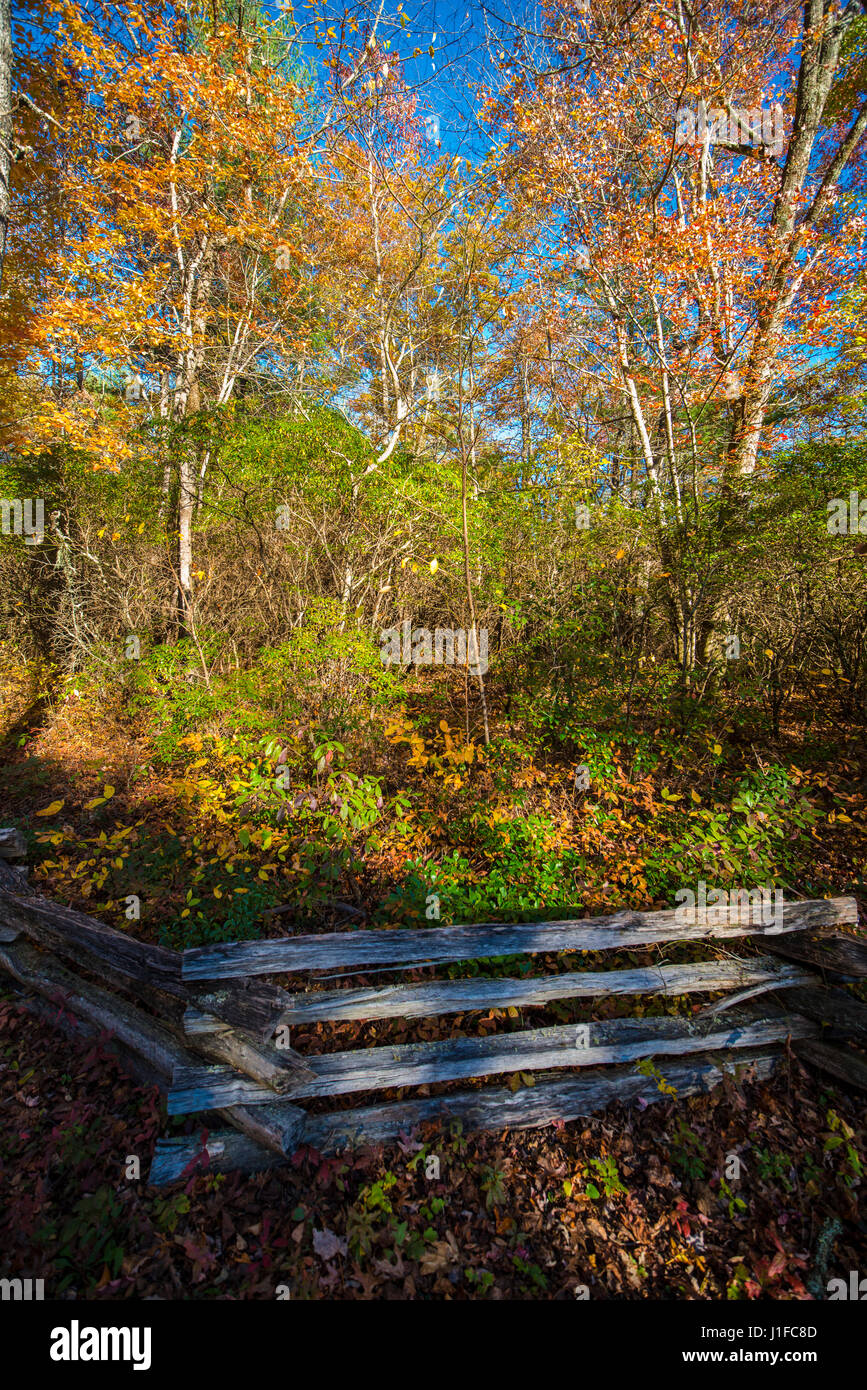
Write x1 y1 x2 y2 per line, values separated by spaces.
1 828 866 1186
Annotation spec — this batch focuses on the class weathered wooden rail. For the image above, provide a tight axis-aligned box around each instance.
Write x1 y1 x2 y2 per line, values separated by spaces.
1 829 865 1186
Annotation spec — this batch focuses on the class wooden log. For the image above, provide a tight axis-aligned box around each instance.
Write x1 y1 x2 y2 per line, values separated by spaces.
184 1011 233 1034
14 953 316 1087
0 935 192 1079
188 984 293 1042
0 857 29 897
215 1100 307 1158
0 890 248 1033
149 1047 782 1182
184 1007 232 1036
181 897 857 981
166 1009 816 1112
0 921 313 1102
696 973 816 1017
184 1013 315 1088
793 1038 867 1093
0 828 26 859
217 1101 307 1156
184 1004 313 1078
149 1132 287 1184
241 956 813 1028
0 887 185 993
0 854 26 934
0 884 291 1038
1 975 170 1091
0 936 307 1158
0 870 189 1014
169 1063 282 1113
760 930 867 979
779 986 867 1046
302 1048 783 1153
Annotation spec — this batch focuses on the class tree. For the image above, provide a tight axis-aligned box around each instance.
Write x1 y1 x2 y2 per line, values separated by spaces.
18 0 316 628
493 0 867 667
0 0 11 289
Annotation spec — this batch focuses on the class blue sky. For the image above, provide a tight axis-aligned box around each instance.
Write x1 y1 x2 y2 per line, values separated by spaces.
279 0 513 160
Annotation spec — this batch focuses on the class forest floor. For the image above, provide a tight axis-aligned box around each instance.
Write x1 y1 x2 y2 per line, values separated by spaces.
1 657 866 1298
0 992 864 1299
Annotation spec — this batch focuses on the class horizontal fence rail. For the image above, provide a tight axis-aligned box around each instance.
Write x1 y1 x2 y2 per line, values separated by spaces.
180 897 858 980
166 1010 819 1113
1 830 864 1186
203 956 815 1028
150 1049 785 1185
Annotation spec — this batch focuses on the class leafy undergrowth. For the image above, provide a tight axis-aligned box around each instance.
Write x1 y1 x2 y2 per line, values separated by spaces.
2 654 865 954
0 991 864 1300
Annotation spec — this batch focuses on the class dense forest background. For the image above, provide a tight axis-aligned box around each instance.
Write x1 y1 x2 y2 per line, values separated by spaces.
3 0 867 937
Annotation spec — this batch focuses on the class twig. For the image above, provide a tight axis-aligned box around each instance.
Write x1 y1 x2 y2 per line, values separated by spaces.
696 973 813 1016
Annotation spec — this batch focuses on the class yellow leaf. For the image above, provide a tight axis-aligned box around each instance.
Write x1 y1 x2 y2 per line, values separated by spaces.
507 1006 519 1018
84 797 106 810
764 649 775 659
36 800 64 817
103 785 115 799
615 548 625 559
713 743 722 755
837 813 852 823
690 789 701 803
